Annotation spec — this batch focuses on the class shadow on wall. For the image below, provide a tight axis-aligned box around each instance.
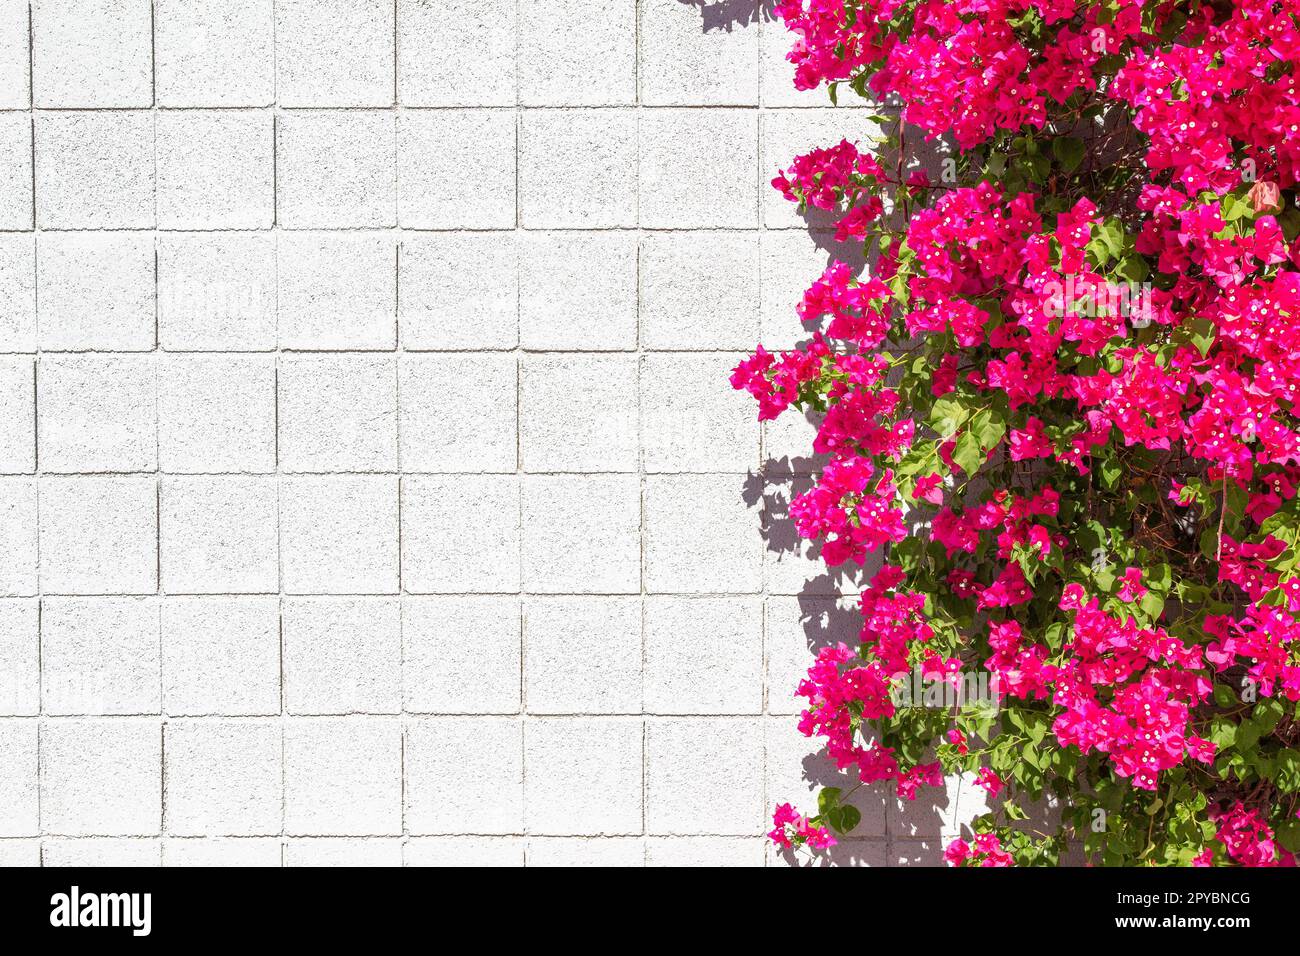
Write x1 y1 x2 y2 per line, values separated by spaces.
677 0 776 32
750 453 965 867
741 124 970 865
743 121 1081 863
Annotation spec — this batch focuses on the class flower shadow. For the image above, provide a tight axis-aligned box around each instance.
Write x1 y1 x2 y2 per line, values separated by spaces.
675 0 775 32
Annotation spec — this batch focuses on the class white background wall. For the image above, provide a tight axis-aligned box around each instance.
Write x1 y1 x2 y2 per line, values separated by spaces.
0 0 976 866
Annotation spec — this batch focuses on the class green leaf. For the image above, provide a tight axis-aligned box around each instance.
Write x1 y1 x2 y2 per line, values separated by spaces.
1237 720 1261 751
817 786 842 816
953 431 985 475
1222 193 1252 222
1115 253 1149 283
1185 315 1216 357
1268 749 1300 790
1096 219 1126 258
1138 590 1166 621
1256 697 1286 734
1261 587 1288 607
1146 562 1173 592
1052 136 1086 174
1024 152 1050 183
1280 206 1300 240
1278 819 1300 853
887 271 909 303
1199 526 1219 558
1027 715 1049 746
1099 457 1122 491
970 407 1007 451
828 804 861 834
928 396 972 439
1208 718 1237 750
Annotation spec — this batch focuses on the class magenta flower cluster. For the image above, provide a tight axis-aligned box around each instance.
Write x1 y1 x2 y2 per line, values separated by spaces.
742 0 1300 865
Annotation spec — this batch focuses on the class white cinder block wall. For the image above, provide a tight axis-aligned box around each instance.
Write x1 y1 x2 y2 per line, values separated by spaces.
0 0 975 867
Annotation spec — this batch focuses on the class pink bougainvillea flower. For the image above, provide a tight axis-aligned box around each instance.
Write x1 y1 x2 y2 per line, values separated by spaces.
1116 567 1147 602
975 768 1004 798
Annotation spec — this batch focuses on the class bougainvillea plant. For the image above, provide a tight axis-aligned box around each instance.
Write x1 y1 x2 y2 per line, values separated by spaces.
736 0 1300 865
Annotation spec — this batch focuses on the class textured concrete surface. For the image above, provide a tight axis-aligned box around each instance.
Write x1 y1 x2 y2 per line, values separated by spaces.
0 0 987 867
